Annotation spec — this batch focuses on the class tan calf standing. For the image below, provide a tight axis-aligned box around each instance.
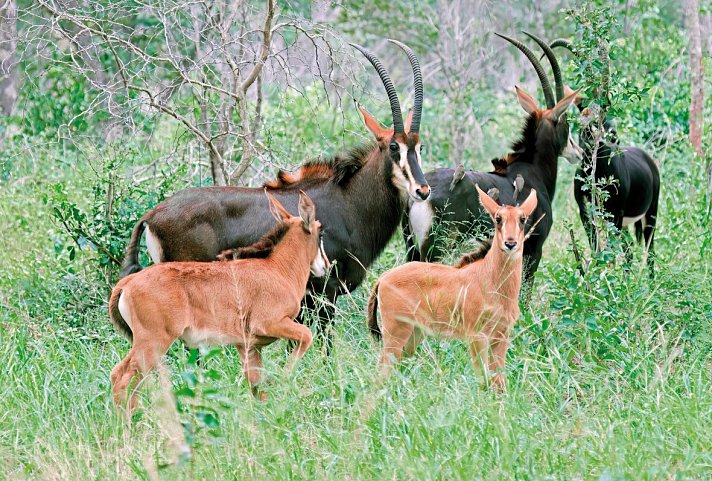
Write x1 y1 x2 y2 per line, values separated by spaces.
367 185 538 389
108 191 329 412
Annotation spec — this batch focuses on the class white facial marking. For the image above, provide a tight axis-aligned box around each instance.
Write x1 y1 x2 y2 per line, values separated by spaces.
310 238 329 277
145 225 163 264
562 135 584 165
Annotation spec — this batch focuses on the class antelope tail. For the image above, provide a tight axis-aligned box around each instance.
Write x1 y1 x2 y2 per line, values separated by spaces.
109 287 133 342
367 280 382 340
119 220 147 278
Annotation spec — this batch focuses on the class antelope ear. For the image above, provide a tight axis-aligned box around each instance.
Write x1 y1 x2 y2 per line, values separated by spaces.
546 88 581 121
519 189 538 217
564 85 584 110
476 184 500 217
404 108 414 133
515 86 539 115
357 103 394 142
265 190 292 222
298 190 316 233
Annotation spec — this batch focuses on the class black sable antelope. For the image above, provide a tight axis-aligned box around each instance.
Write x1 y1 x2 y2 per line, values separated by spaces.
404 32 579 288
549 39 660 275
119 40 430 348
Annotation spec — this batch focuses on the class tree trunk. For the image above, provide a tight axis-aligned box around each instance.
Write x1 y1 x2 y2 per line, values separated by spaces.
0 0 18 117
684 0 704 159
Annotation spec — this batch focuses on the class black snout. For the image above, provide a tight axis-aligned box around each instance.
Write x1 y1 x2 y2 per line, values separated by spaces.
407 150 429 200
416 185 430 200
504 241 517 250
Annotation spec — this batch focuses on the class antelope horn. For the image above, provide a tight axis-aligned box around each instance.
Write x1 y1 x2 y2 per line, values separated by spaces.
495 33 555 109
523 31 564 101
388 39 423 133
540 39 575 59
549 38 574 52
350 42 404 134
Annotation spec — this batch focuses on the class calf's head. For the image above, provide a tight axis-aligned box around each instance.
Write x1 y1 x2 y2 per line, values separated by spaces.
266 191 331 277
476 185 538 256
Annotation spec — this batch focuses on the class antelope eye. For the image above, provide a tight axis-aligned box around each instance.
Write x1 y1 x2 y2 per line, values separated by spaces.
389 142 398 152
520 217 526 224
495 216 502 224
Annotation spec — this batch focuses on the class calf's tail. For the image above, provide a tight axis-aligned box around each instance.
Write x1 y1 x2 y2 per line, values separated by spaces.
109 286 133 342
366 280 382 340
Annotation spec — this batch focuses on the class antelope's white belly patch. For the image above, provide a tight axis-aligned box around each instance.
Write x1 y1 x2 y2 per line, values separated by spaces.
622 214 645 227
410 201 434 251
145 225 163 264
181 328 244 348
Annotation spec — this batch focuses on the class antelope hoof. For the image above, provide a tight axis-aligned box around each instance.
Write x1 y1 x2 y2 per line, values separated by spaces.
490 373 506 393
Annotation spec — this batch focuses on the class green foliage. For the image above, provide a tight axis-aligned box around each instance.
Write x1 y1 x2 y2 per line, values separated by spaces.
44 147 189 283
173 347 233 462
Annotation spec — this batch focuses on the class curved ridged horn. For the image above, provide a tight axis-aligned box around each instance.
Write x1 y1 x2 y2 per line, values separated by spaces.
523 31 564 101
549 38 573 52
388 39 423 133
495 32 555 109
350 42 404 134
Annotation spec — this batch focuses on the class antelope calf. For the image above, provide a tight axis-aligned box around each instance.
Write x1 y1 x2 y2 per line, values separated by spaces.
369 186 537 390
108 191 329 412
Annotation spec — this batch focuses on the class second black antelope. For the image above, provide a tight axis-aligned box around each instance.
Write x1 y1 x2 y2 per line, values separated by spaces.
118 40 430 350
550 39 660 275
403 32 580 289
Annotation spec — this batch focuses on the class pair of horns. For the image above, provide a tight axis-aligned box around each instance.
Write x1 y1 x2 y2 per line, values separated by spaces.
495 32 566 109
350 40 423 134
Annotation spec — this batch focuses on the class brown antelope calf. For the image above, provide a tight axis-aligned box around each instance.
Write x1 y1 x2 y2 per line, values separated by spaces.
108 191 329 411
368 185 538 390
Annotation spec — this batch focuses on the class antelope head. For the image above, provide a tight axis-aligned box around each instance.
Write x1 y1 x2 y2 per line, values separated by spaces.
476 184 538 256
351 40 430 202
497 32 583 165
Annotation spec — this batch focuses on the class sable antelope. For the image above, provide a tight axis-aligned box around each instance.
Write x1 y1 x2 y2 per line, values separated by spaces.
109 191 328 411
404 32 579 289
549 39 660 274
118 40 430 349
368 186 538 390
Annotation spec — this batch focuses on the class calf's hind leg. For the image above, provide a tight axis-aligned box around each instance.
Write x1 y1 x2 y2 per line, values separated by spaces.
111 336 173 413
378 315 414 377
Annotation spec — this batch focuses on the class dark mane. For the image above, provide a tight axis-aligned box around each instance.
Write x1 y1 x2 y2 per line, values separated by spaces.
455 240 492 267
217 222 290 261
491 114 538 176
264 143 374 189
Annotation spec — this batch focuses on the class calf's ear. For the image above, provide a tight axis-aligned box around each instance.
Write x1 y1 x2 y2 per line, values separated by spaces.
265 189 292 222
520 189 538 217
476 184 501 218
298 190 316 233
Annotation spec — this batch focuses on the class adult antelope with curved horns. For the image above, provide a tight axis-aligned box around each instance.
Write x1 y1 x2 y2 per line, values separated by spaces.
118 39 430 351
403 32 580 294
547 39 660 276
